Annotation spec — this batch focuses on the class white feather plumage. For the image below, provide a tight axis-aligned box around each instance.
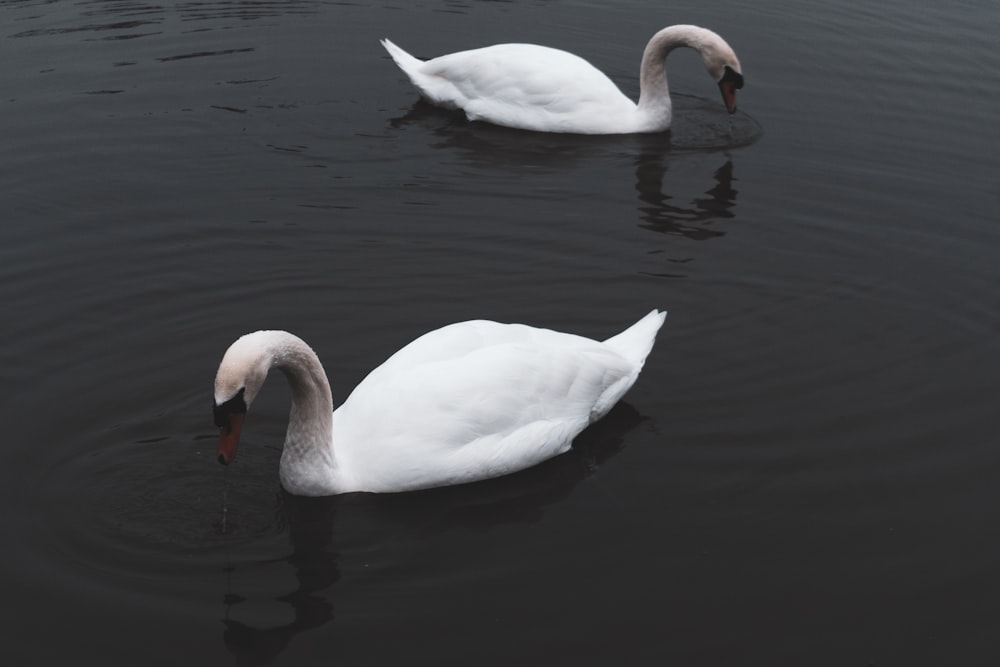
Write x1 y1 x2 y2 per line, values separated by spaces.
213 311 666 495
381 25 743 134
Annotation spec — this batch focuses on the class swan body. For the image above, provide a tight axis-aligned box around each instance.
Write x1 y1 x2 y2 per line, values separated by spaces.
381 25 743 134
213 310 667 496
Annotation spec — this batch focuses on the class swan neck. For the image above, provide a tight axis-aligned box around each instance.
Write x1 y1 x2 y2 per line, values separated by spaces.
638 30 673 104
264 333 336 490
637 25 722 121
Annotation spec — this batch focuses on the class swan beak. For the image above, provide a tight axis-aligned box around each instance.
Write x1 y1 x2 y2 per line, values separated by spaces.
217 412 244 465
719 80 738 114
718 66 744 115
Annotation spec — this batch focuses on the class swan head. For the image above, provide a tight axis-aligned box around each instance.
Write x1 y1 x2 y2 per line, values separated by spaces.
213 332 274 465
694 30 743 114
648 25 745 115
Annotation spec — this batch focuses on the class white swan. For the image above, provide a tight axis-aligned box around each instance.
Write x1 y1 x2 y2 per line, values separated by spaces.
213 310 666 496
381 25 743 134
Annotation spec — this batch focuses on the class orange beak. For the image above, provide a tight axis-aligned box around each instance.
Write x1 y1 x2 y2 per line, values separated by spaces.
719 80 738 114
217 412 244 465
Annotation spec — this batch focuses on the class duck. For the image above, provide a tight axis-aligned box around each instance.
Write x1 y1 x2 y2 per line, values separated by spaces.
380 25 743 134
213 310 666 496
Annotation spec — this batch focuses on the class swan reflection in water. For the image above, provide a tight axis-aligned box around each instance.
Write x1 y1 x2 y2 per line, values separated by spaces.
222 496 338 665
389 92 756 253
631 93 749 244
219 403 644 664
634 153 736 240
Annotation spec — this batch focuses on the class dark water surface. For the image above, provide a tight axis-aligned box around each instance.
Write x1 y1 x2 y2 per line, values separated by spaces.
3 0 998 664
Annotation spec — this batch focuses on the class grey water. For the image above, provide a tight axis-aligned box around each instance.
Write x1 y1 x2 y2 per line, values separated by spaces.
2 0 998 664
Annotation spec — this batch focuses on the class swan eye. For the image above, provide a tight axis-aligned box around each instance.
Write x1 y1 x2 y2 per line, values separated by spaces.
213 387 247 430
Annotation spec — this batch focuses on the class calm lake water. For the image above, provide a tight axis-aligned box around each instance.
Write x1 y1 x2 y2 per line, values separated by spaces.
2 0 998 664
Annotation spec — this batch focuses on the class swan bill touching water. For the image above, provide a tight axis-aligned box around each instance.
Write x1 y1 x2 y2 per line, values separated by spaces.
381 25 744 134
213 311 667 496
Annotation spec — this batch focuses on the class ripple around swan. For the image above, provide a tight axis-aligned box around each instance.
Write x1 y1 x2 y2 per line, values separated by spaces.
29 405 265 570
22 379 645 623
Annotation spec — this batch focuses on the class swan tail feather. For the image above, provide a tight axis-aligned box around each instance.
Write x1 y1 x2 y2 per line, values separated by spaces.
603 309 667 368
380 38 424 76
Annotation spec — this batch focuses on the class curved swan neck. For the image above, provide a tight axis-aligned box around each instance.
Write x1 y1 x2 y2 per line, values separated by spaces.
636 25 732 123
252 332 336 491
270 333 332 428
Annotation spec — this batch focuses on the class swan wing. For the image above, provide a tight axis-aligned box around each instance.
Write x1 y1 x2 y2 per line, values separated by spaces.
331 321 638 492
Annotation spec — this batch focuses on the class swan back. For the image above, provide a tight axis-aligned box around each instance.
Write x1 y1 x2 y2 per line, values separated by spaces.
330 311 666 493
382 38 637 133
